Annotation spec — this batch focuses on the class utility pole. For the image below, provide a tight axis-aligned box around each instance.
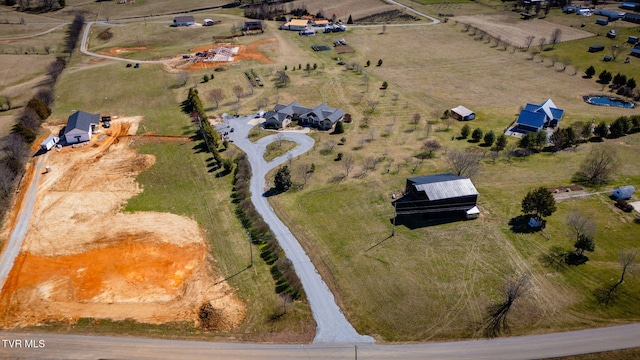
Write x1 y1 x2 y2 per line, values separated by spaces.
355 345 358 360
392 200 397 237
247 231 253 268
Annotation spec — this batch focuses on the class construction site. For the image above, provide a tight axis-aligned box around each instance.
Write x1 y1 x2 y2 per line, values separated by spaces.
0 118 245 330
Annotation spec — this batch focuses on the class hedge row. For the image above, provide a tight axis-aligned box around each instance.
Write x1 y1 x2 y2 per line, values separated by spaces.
232 153 304 300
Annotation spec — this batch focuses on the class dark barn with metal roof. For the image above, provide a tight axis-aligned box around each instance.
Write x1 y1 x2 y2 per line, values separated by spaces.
394 173 479 219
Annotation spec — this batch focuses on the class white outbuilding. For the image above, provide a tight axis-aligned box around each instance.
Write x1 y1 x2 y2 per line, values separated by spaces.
39 136 59 151
450 105 476 121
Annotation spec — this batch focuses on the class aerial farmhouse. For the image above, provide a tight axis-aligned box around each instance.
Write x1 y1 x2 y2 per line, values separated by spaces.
514 99 564 133
264 102 345 130
63 110 99 144
393 173 480 220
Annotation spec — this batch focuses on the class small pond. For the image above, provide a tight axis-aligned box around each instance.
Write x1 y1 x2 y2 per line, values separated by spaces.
584 95 636 108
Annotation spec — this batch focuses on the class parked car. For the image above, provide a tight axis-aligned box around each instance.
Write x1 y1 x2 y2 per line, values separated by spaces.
607 29 617 38
126 63 132 68
103 120 111 128
134 63 140 68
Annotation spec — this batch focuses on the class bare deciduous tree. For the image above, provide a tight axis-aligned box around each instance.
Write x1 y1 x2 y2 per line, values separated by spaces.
481 274 530 338
297 163 313 189
550 28 562 48
367 99 379 113
275 132 284 146
446 149 482 178
566 211 597 245
538 37 547 52
342 155 355 177
208 88 224 108
422 139 441 157
412 113 421 130
322 140 337 153
232 85 243 102
595 250 638 305
610 44 624 61
576 144 620 185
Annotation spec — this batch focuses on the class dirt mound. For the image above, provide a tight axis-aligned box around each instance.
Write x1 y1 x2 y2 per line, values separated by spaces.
0 117 245 329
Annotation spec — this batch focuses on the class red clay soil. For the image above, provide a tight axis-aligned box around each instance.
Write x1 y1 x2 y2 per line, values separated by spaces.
0 117 245 329
186 38 276 70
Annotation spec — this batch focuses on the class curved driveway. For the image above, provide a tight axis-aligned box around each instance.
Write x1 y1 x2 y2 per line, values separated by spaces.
220 115 373 343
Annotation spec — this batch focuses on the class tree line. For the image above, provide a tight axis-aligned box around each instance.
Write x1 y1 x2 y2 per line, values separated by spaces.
3 0 65 12
0 12 84 228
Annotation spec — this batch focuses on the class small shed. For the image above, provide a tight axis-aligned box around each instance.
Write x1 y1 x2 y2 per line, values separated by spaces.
39 136 59 151
596 18 609 25
628 36 639 44
173 16 195 27
450 105 476 121
528 217 544 228
631 44 640 57
613 186 636 199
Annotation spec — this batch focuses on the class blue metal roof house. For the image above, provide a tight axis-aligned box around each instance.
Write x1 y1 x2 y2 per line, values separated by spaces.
631 44 640 57
515 99 564 133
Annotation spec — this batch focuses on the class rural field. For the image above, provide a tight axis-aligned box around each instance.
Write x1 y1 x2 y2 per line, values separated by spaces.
0 0 639 346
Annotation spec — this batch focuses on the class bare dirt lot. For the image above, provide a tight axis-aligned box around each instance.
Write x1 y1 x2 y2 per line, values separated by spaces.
0 118 245 329
453 14 594 47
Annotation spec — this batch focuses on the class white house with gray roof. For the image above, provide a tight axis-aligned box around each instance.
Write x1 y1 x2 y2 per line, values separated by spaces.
64 110 99 144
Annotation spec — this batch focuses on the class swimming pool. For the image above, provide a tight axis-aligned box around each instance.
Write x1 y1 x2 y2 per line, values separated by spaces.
585 96 636 108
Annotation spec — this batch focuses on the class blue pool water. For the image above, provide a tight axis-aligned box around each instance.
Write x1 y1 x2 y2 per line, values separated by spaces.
586 96 636 108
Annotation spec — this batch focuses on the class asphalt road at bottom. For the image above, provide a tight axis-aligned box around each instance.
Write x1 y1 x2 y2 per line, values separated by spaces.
2 323 640 359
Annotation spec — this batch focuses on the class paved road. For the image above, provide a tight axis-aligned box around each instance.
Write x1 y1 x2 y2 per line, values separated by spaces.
0 154 47 293
219 115 373 344
2 323 640 359
384 0 441 24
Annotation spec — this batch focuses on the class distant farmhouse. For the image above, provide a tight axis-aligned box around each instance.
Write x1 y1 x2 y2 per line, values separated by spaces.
281 19 310 31
173 16 195 27
393 173 480 220
64 111 99 144
514 99 564 133
263 101 344 131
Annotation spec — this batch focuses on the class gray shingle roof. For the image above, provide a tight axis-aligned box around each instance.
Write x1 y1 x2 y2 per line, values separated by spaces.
64 111 99 134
